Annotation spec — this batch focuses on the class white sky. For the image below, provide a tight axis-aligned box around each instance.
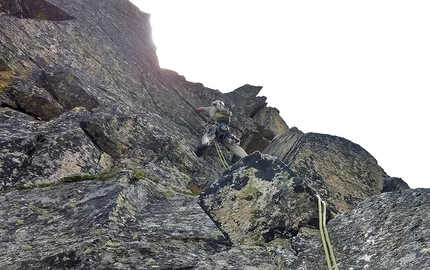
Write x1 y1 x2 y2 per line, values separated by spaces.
129 0 429 189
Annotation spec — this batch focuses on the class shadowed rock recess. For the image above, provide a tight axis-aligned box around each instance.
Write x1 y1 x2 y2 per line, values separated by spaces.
0 0 427 269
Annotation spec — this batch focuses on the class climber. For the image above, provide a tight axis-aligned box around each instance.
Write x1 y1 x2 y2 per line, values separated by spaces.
195 100 248 158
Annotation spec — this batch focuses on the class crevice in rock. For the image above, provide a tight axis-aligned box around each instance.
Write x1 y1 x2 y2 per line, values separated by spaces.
39 69 99 112
0 59 14 94
0 58 12 72
37 70 56 99
79 122 108 153
289 243 300 256
1 0 76 21
26 134 45 158
3 84 65 120
79 121 128 159
0 102 42 120
262 227 299 242
40 250 82 269
249 103 267 119
141 76 165 115
81 48 116 79
171 267 194 270
197 202 234 247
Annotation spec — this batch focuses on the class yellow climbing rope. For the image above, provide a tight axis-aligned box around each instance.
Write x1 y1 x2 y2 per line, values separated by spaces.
214 140 229 170
317 195 339 270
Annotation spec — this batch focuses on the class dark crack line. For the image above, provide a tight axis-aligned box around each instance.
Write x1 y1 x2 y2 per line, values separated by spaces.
150 138 177 165
99 22 137 58
79 124 105 154
81 48 116 78
0 101 42 120
153 75 208 132
26 134 45 161
141 76 164 115
3 133 46 190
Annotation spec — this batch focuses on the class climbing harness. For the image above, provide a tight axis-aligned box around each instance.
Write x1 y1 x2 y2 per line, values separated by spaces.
214 140 229 169
317 195 339 270
196 105 238 168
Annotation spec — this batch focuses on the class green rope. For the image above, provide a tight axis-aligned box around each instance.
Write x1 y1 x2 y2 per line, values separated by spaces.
318 195 332 270
317 195 339 270
322 200 339 270
214 140 228 169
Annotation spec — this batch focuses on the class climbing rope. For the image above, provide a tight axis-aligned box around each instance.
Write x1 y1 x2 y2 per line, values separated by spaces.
214 140 229 170
317 195 339 270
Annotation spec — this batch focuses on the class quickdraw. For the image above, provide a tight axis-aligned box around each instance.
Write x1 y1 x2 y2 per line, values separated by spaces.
317 195 339 270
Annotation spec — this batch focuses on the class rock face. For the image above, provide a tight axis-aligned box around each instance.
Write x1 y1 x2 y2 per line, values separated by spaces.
289 188 430 270
1 0 427 269
263 127 393 216
0 172 229 269
0 0 286 191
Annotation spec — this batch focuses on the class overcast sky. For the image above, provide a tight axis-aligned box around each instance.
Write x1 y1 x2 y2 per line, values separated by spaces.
129 0 429 189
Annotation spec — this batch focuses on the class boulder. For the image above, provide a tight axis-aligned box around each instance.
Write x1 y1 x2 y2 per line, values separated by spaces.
199 152 317 245
264 128 394 216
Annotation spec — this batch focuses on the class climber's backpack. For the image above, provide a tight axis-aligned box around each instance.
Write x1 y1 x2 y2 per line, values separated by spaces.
213 108 231 132
213 108 231 124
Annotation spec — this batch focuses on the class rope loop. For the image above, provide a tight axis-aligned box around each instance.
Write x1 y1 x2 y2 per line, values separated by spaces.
214 140 228 169
317 195 339 270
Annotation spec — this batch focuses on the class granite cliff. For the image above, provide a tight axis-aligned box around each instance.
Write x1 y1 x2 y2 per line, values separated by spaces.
0 0 428 269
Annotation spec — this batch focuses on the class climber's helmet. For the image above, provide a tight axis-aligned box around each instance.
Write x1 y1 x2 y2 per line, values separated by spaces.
212 100 225 109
